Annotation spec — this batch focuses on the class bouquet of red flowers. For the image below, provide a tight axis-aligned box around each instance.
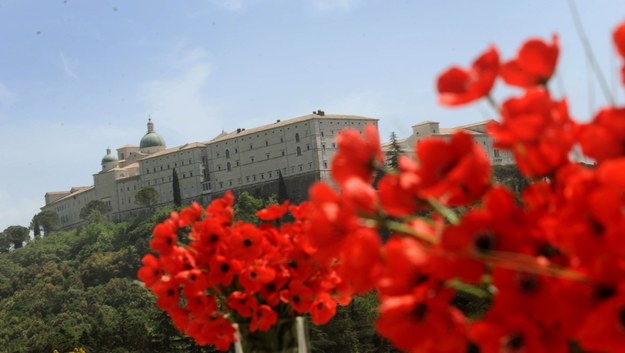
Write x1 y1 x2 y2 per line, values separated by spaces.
138 192 343 351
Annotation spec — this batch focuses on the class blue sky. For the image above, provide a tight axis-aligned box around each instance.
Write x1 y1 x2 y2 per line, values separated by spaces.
1 0 624 230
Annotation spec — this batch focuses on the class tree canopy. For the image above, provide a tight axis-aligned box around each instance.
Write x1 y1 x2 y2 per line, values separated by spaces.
79 200 110 220
135 187 159 208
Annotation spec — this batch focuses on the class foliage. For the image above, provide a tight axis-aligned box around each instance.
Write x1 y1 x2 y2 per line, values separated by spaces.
2 225 29 250
135 187 159 208
79 200 110 221
385 131 404 171
33 210 60 236
172 169 182 207
233 191 277 224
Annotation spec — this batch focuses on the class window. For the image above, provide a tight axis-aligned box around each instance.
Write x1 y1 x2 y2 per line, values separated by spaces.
299 165 303 171
494 149 501 158
227 162 231 171
266 153 270 160
280 137 284 142
321 131 324 137
246 176 250 182
261 173 264 180
307 145 310 150
226 149 230 158
250 144 253 150
295 133 300 143
281 150 285 156
297 146 302 156
269 171 272 178
219 181 223 188
323 161 328 168
265 141 268 146
251 156 255 162
218 165 221 171
236 160 240 166
229 180 232 186
253 175 256 181
322 144 326 151
183 173 186 178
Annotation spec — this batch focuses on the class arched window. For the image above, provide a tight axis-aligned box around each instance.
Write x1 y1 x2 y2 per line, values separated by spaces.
227 162 231 171
295 133 300 143
297 146 302 156
225 149 230 159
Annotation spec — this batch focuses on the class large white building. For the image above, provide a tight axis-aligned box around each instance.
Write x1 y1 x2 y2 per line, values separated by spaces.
42 112 378 230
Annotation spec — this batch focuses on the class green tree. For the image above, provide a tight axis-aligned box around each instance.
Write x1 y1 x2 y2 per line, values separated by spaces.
34 210 60 236
172 169 182 207
31 214 41 237
385 132 404 171
3 225 29 249
492 164 529 193
135 187 159 209
79 200 110 220
234 192 276 224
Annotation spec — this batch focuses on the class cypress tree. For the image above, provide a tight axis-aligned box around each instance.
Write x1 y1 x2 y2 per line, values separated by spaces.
172 168 182 207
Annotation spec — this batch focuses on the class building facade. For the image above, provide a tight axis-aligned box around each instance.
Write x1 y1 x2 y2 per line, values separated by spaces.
42 112 378 230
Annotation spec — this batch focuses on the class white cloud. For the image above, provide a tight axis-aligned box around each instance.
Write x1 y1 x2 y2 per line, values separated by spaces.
139 47 222 142
308 0 360 13
59 51 80 81
0 82 16 107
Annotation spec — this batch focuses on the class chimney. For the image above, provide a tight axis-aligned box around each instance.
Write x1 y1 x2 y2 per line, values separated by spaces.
236 128 241 133
276 119 281 123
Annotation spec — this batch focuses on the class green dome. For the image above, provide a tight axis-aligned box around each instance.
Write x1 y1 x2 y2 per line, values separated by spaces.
101 148 118 165
140 119 166 149
140 132 166 148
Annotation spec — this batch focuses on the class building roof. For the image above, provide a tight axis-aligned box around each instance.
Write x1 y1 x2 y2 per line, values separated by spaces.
47 185 96 205
209 113 377 144
140 142 207 160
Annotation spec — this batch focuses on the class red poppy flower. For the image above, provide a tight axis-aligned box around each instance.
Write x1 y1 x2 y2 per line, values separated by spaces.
471 313 568 353
331 124 384 186
341 177 379 215
377 236 430 297
208 255 241 286
500 35 559 87
376 294 467 353
281 281 314 314
378 156 425 216
239 265 276 294
227 291 258 318
488 88 575 177
437 46 499 106
179 201 203 227
416 131 491 206
336 227 382 295
185 290 218 316
152 276 180 311
256 201 289 221
311 293 337 325
579 107 625 162
138 254 162 288
250 305 278 332
150 219 178 256
576 292 625 353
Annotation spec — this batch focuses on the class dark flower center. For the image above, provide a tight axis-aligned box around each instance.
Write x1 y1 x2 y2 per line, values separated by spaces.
243 238 253 247
412 303 427 322
474 232 494 252
220 263 230 273
504 333 524 351
209 234 219 243
594 284 616 301
517 274 539 293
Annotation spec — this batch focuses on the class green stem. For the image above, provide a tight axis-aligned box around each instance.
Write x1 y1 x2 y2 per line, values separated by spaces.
428 198 460 225
568 0 615 105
